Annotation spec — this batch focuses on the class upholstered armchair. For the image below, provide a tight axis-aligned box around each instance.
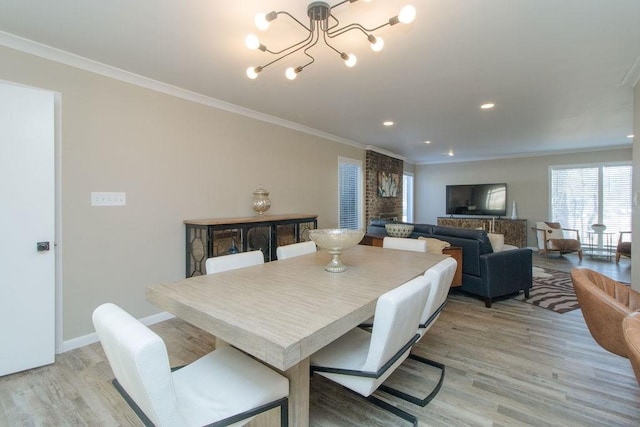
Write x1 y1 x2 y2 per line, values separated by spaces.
623 312 640 385
534 222 582 260
571 268 640 357
616 231 632 264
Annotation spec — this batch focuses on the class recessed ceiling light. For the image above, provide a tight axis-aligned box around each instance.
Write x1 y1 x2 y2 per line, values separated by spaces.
424 140 431 144
383 121 394 126
480 103 495 110
628 134 635 139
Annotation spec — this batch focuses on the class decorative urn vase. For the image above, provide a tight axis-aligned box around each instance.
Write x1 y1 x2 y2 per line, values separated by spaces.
252 186 271 216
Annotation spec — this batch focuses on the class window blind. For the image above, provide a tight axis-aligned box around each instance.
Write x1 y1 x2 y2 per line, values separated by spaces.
338 158 362 230
551 163 631 240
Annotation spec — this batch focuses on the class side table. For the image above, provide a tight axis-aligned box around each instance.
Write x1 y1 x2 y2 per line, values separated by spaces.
585 231 615 261
442 246 463 287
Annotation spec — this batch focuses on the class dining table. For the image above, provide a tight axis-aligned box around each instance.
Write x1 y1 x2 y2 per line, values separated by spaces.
146 244 448 426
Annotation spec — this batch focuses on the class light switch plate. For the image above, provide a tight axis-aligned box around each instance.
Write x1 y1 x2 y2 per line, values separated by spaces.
91 192 126 206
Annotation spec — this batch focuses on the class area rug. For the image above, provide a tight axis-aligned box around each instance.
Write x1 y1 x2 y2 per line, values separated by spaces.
520 267 579 314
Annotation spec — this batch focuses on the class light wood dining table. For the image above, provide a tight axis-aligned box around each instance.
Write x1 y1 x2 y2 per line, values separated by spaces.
146 244 448 426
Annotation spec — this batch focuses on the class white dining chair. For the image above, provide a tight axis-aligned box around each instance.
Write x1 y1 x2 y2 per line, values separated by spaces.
92 303 289 427
310 275 431 425
382 236 427 252
379 257 457 407
276 241 317 260
359 237 428 329
205 250 264 274
420 257 457 333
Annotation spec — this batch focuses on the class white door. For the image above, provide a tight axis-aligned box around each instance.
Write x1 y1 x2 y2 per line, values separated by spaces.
0 82 55 376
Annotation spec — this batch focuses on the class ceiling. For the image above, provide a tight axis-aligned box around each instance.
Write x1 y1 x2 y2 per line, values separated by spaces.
1 0 639 164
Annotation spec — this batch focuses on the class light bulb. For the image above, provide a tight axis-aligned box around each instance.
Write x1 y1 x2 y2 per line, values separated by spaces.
285 67 298 80
370 36 384 52
255 13 270 30
245 34 260 50
398 5 416 24
246 66 259 79
344 53 357 67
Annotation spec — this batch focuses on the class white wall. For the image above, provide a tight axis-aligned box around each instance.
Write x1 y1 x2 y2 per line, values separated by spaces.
632 82 639 292
415 148 632 247
0 45 364 340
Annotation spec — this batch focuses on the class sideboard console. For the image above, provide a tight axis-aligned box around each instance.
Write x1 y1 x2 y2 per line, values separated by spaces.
437 217 528 248
185 214 317 277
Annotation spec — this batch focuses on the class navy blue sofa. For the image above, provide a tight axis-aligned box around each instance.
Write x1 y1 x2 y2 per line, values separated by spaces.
367 220 532 308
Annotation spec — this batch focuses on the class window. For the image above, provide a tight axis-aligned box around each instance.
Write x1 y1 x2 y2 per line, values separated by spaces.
403 173 414 222
338 157 362 230
550 162 632 240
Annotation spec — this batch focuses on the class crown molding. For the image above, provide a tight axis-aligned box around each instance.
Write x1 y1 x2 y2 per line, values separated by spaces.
0 30 368 150
416 143 633 165
365 145 406 161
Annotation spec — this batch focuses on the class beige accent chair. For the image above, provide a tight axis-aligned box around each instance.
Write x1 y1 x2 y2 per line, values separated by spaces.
571 268 640 357
534 221 582 260
616 231 632 264
623 312 640 386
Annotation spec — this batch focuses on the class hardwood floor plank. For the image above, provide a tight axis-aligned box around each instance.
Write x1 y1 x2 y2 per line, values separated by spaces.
0 256 637 426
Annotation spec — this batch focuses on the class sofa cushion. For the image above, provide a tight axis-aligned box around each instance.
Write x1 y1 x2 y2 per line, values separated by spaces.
418 237 451 254
412 223 435 235
432 226 494 254
369 219 393 227
431 234 483 276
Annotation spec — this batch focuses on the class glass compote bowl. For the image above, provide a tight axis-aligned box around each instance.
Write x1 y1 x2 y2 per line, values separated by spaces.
309 228 365 273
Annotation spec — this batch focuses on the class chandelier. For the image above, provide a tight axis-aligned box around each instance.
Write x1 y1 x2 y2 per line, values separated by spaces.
245 1 416 80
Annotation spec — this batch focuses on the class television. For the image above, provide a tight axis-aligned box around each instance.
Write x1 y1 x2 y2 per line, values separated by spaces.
446 183 507 216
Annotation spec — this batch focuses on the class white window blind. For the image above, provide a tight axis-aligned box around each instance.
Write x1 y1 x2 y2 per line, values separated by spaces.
338 158 362 230
603 165 633 234
550 163 631 240
403 173 414 222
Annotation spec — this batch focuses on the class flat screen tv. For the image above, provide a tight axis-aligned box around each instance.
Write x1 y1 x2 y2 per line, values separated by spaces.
446 183 507 216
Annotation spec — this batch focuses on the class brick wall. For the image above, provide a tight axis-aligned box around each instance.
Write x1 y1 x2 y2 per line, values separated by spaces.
365 150 404 226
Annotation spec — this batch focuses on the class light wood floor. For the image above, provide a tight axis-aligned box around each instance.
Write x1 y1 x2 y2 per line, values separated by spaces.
0 255 636 426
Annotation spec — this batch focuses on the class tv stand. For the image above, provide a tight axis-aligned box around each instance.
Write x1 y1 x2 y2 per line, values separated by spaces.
437 217 527 247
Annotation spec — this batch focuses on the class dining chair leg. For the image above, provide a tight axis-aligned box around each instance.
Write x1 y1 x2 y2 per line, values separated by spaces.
378 355 445 407
113 379 289 427
365 393 418 426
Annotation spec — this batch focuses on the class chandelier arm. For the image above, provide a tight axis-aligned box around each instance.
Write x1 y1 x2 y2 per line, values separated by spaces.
261 11 313 55
327 22 390 38
329 0 352 13
257 26 318 71
276 11 311 32
264 31 314 55
300 46 317 71
321 30 343 57
326 13 341 32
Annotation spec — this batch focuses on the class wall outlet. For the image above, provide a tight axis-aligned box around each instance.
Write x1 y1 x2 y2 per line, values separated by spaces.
91 192 126 206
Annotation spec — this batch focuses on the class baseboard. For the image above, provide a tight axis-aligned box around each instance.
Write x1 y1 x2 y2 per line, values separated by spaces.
60 311 175 353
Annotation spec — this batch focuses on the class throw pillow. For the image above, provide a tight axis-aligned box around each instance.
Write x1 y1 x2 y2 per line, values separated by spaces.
487 233 504 252
418 237 451 254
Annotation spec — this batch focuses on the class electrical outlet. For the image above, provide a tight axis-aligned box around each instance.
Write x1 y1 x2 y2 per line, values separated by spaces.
91 192 126 206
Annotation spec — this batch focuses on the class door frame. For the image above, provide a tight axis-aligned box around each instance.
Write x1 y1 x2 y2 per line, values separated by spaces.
54 91 62 353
